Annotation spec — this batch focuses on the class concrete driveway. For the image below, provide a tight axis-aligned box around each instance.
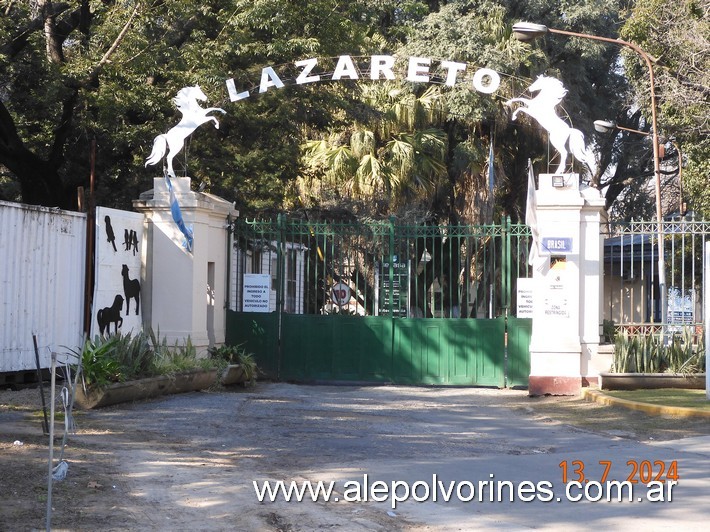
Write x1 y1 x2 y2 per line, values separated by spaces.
71 383 709 531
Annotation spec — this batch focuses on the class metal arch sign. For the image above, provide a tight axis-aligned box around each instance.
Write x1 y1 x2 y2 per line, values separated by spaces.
225 54 502 102
222 58 597 176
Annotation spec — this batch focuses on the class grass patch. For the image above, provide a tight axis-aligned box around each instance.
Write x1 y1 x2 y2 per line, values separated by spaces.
604 388 710 411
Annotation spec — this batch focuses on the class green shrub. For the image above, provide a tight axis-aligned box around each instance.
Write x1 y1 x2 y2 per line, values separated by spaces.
71 335 124 389
209 343 258 384
209 343 244 364
72 328 215 390
602 319 616 343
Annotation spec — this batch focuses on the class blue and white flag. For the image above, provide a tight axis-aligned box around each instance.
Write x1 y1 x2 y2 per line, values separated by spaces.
525 160 545 271
165 176 194 252
487 138 496 193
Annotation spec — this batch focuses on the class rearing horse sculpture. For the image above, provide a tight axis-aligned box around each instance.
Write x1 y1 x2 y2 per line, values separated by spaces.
145 85 226 178
506 76 596 176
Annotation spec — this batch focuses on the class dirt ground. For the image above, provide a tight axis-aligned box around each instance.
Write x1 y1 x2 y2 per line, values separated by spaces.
1 382 709 531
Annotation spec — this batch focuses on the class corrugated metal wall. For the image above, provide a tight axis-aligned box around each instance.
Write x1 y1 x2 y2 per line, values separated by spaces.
0 201 86 372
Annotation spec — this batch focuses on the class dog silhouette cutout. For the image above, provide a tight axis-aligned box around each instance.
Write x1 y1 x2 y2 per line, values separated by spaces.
121 264 141 315
97 295 124 335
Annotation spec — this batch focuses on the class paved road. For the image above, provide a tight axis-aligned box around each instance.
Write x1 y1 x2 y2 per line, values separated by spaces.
79 383 710 531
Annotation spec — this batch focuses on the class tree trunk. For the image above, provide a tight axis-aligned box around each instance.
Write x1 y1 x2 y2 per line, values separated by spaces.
0 101 72 208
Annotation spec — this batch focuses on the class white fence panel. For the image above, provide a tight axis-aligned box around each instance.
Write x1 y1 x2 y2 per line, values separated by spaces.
92 207 144 338
0 201 86 372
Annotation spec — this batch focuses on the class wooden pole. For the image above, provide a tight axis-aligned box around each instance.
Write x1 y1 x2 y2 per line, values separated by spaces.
83 141 96 337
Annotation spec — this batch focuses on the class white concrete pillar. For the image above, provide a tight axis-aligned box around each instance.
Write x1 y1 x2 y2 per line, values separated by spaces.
580 187 608 382
134 177 238 355
528 173 606 395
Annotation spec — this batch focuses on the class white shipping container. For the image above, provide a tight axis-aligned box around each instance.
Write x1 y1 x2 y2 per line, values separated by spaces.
0 201 86 371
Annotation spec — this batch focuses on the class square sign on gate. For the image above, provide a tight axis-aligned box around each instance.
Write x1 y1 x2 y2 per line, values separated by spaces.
243 273 271 312
516 277 534 318
378 255 409 317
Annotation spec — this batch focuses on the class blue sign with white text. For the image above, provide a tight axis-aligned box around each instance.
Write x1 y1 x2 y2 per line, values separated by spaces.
542 237 573 254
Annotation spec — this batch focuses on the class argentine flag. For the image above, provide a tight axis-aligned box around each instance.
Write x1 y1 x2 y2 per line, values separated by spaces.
165 176 194 252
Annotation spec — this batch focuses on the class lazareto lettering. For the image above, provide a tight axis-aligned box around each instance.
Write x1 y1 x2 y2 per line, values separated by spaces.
225 55 501 102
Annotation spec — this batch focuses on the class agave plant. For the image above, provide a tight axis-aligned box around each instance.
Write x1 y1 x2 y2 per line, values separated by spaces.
153 336 204 374
612 331 635 373
111 332 155 378
612 326 705 374
636 334 663 373
668 327 706 374
70 328 215 391
70 335 124 390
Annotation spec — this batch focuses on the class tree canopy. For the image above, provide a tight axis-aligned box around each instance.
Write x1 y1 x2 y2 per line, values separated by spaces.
2 0 703 222
0 0 383 209
620 0 709 217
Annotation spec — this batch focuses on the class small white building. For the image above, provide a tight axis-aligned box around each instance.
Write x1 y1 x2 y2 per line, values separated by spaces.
230 239 306 314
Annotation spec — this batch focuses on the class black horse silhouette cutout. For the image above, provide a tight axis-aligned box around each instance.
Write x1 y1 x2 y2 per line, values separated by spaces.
123 229 131 251
97 295 124 335
104 215 117 252
121 264 141 315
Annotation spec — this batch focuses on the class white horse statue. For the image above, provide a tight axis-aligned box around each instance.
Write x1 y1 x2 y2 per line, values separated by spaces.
145 85 226 178
506 76 595 176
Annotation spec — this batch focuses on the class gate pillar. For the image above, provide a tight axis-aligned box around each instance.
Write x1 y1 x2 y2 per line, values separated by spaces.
134 177 238 355
528 173 606 395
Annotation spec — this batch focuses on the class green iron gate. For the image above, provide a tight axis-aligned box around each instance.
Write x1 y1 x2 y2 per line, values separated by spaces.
226 216 532 387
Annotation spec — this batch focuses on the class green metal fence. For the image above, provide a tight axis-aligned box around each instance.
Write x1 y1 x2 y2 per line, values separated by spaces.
228 216 533 318
226 216 532 386
225 213 709 384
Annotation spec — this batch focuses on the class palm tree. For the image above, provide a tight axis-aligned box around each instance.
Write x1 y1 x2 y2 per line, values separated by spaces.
300 83 448 209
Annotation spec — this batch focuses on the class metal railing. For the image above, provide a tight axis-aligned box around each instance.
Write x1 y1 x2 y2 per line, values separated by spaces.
229 213 710 339
602 214 710 337
229 216 534 319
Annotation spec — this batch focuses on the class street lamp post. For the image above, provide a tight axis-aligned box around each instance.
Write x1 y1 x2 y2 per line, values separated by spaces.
593 119 651 138
513 22 667 326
